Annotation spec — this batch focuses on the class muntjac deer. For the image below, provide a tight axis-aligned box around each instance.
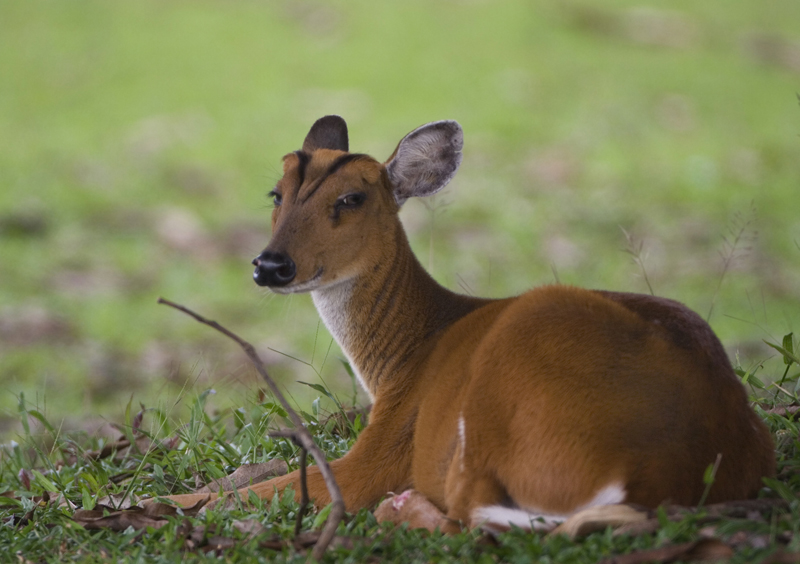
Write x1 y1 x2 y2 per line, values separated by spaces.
164 116 774 532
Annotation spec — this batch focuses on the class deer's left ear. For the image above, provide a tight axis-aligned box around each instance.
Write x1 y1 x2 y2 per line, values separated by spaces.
303 115 349 153
385 120 463 206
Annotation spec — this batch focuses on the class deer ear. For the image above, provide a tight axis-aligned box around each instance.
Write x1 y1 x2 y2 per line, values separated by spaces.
385 121 463 206
302 115 349 152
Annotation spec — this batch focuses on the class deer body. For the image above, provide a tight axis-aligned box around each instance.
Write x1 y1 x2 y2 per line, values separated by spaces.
166 116 774 531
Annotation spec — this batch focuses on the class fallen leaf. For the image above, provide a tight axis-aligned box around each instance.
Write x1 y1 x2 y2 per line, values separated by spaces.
76 433 167 463
760 551 800 564
293 531 356 551
702 498 788 518
259 535 290 551
186 523 207 549
96 492 139 510
257 532 357 552
73 509 168 532
72 497 208 532
614 499 787 538
233 518 268 540
203 535 237 552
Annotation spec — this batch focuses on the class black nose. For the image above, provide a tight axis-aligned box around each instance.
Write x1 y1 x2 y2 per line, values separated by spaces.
252 251 296 287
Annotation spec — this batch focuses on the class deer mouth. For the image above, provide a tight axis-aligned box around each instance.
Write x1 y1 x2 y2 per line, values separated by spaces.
269 268 324 294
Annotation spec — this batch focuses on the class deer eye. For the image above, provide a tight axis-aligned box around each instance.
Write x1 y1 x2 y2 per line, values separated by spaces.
335 192 366 210
269 190 282 207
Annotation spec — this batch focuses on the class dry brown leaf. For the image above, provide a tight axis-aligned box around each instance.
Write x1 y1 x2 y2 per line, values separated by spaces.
186 523 207 549
96 492 139 510
685 538 737 561
203 535 237 552
759 551 800 564
258 532 357 552
293 530 356 550
73 508 168 532
75 434 167 463
142 501 183 518
614 499 787 538
175 518 193 540
552 504 649 539
259 535 290 551
233 518 268 540
765 404 800 417
698 499 786 519
72 497 208 532
195 460 288 494
1 490 54 528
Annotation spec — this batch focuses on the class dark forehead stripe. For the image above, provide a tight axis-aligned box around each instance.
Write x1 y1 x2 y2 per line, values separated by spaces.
301 153 371 203
292 150 311 203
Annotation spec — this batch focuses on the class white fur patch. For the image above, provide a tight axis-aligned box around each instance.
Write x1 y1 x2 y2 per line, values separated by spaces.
311 280 351 345
472 506 566 533
471 482 627 533
312 280 371 399
577 482 627 510
457 415 466 472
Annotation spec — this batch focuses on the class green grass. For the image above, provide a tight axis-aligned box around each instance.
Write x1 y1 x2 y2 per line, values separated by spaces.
0 0 799 557
1 0 798 429
2 357 800 563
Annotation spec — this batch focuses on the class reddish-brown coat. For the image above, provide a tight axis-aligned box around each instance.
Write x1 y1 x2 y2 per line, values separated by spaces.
161 117 775 529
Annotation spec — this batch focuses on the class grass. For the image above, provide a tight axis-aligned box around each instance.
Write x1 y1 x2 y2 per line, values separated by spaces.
1 0 799 559
1 0 799 429
2 346 800 562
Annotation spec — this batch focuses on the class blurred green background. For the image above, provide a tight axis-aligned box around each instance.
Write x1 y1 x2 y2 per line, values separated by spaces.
1 0 799 436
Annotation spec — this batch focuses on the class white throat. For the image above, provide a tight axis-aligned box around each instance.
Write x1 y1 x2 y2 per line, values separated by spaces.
311 280 371 399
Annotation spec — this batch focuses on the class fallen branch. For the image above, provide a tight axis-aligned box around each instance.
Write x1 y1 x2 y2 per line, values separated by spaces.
158 297 345 562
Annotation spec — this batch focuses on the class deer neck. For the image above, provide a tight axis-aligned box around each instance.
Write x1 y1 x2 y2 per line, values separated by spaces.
311 227 488 400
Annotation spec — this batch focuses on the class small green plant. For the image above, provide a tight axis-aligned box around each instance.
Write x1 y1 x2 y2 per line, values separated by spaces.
2 368 800 562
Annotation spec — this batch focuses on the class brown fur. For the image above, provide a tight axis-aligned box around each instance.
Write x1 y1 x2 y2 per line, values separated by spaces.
161 117 775 528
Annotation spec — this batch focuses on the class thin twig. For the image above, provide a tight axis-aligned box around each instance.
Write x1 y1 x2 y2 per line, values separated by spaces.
157 297 345 561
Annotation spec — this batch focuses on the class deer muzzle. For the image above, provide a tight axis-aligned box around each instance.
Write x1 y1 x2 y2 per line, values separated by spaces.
252 251 296 287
